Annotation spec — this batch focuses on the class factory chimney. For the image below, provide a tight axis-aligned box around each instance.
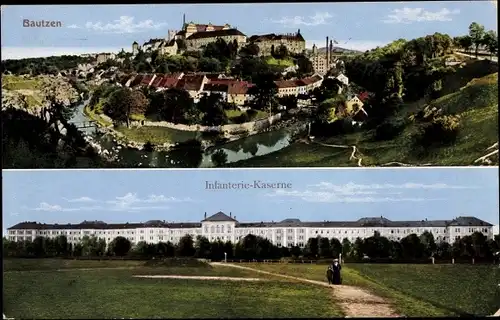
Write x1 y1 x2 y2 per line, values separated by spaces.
329 39 333 66
326 36 329 67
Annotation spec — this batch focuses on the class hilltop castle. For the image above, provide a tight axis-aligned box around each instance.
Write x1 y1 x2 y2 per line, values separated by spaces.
132 14 306 57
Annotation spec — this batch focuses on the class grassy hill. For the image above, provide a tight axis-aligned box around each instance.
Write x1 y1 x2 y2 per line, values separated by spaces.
229 69 498 167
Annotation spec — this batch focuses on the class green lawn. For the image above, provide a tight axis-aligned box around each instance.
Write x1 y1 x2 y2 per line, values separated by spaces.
243 263 500 317
2 75 42 91
265 57 295 67
115 126 201 145
225 109 269 123
230 72 498 167
3 259 344 318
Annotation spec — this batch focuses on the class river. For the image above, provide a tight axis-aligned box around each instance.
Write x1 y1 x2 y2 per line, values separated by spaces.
69 101 306 168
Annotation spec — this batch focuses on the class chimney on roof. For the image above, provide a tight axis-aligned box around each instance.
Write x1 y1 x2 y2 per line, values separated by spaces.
230 212 232 218
204 212 207 219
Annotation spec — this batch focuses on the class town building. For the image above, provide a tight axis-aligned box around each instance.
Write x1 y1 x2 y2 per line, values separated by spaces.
96 53 116 64
7 212 494 248
308 42 336 76
248 30 306 56
336 73 349 87
275 74 323 98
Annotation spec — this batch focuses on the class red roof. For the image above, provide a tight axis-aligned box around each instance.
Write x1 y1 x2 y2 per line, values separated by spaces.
358 91 369 102
195 24 226 32
275 80 297 89
227 81 253 95
141 75 153 85
158 76 179 88
204 83 229 92
176 75 206 91
151 75 164 88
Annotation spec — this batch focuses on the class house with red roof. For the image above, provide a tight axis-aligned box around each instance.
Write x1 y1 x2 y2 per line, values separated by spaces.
227 81 254 106
175 74 208 101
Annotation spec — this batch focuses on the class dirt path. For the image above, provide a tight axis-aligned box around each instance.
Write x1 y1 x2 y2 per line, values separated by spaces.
212 263 399 317
133 275 267 281
311 141 433 167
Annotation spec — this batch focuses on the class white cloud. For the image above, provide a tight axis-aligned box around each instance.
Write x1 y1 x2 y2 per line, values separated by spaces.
382 8 460 24
271 12 333 27
306 40 389 52
106 193 192 212
310 182 475 191
267 189 436 203
85 16 167 34
64 196 95 203
30 193 191 213
265 181 472 203
34 202 64 212
67 24 80 29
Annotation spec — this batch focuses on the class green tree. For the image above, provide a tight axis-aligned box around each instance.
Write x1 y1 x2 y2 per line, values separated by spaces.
469 22 486 57
419 231 437 258
103 89 149 127
483 30 498 58
318 237 332 258
198 93 228 126
305 237 319 258
341 238 352 258
177 234 195 257
211 149 228 167
290 245 302 258
194 236 211 258
109 236 131 256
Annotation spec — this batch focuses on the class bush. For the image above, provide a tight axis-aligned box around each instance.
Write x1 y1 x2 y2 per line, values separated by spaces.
233 113 251 124
373 119 406 141
246 109 258 118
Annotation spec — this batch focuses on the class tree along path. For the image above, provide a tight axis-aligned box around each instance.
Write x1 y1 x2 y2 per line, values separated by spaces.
211 263 399 317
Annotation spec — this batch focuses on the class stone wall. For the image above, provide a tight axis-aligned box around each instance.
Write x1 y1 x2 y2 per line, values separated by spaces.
130 113 283 134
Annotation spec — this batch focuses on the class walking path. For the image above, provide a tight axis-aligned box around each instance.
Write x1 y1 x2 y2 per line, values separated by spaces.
211 263 399 317
133 275 267 281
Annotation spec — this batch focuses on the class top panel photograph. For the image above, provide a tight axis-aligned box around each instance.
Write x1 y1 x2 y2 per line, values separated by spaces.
1 2 498 168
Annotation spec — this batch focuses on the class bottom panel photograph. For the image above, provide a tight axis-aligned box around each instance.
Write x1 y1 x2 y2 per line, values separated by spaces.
2 168 500 318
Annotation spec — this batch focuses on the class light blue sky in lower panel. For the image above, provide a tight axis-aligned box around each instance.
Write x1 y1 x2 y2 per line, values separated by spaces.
1 1 497 59
2 168 498 234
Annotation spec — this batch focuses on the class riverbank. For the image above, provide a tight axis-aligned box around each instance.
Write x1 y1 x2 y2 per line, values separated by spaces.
83 102 309 153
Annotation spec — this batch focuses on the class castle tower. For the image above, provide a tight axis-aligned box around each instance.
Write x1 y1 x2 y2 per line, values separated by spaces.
167 30 177 41
132 41 139 55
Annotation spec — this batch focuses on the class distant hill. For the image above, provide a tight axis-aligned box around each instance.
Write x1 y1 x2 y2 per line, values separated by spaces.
307 46 363 55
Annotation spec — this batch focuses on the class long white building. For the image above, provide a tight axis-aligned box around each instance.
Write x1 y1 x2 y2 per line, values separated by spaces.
6 212 494 248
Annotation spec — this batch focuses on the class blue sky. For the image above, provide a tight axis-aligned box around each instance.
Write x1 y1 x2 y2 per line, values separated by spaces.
2 168 499 234
1 2 497 59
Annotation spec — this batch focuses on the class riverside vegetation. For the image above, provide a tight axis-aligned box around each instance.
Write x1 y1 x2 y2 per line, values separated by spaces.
1 22 498 168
